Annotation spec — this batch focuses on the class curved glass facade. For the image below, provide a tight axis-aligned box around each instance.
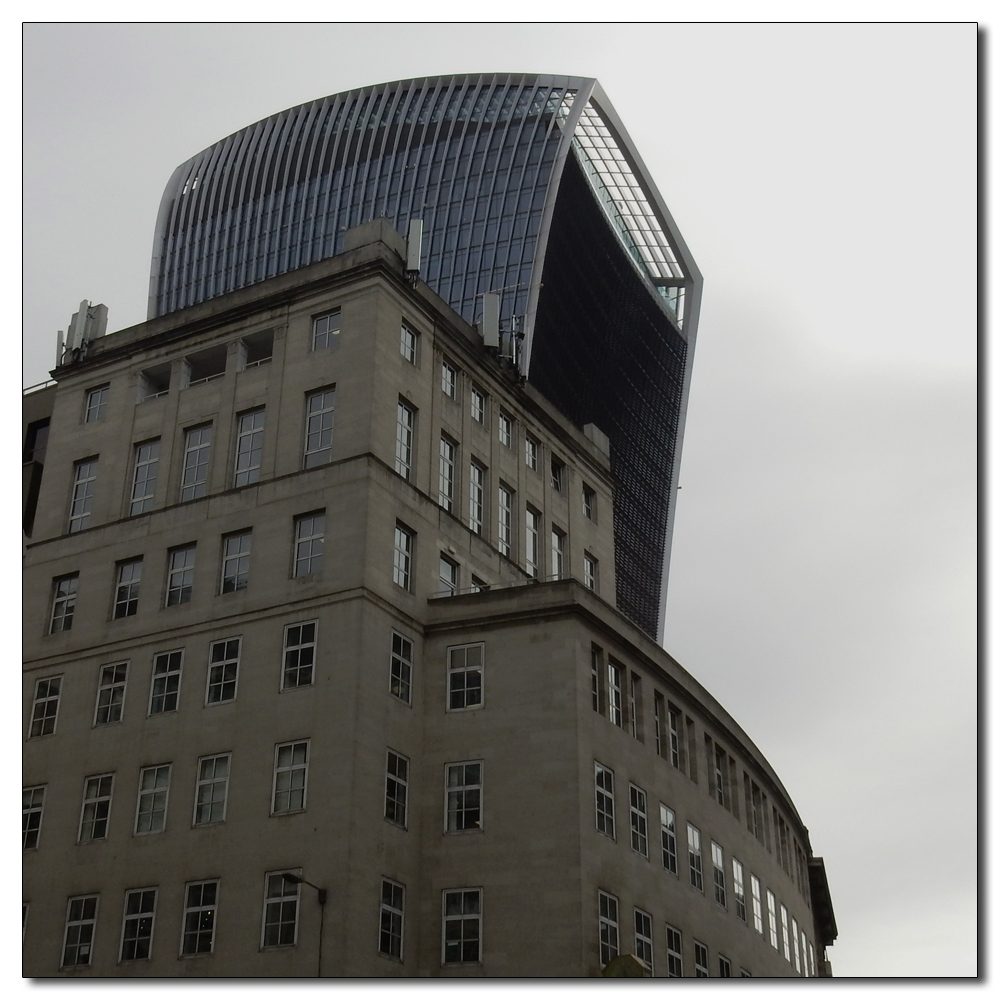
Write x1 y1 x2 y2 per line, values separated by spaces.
149 74 702 638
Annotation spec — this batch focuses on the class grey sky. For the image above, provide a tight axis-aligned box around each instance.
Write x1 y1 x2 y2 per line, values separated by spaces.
22 22 977 977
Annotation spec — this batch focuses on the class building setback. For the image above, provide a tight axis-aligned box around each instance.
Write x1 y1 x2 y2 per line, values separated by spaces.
23 77 836 979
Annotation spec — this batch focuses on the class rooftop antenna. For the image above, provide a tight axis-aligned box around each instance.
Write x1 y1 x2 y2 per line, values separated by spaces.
482 292 500 348
59 300 109 365
405 219 423 286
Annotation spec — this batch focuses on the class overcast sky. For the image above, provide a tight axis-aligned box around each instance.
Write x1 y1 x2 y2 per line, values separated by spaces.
22 22 977 978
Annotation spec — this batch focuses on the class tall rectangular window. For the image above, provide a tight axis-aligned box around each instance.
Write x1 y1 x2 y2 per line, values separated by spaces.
448 643 483 710
525 434 538 470
130 440 160 515
135 764 170 834
442 889 481 964
694 941 709 977
719 955 733 977
712 841 727 907
733 858 747 921
293 512 325 576
628 672 642 740
439 554 458 596
180 425 212 500
149 650 182 715
687 823 704 890
713 744 727 807
207 637 240 703
390 631 412 703
313 310 340 349
262 871 299 946
85 385 109 422
385 749 408 826
399 322 417 362
379 880 405 959
120 888 157 961
584 553 598 591
62 896 99 967
550 456 564 493
282 621 317 689
69 458 98 532
166 546 195 606
303 388 336 467
667 706 682 769
194 754 230 825
221 531 251 592
653 692 665 755
468 461 485 534
498 484 513 556
666 925 683 977
23 785 45 849
660 803 677 874
598 891 619 967
394 401 414 479
393 524 413 590
629 784 648 857
470 386 486 423
498 412 512 447
792 916 802 972
441 360 458 399
29 676 61 737
182 880 218 955
634 909 653 974
594 762 615 838
114 558 142 618
445 761 482 832
550 527 565 579
780 903 791 961
591 645 604 713
95 662 127 725
607 661 623 727
751 874 764 934
766 890 779 949
233 410 264 486
583 484 596 520
525 506 539 577
79 774 113 842
272 741 309 813
50 573 78 633
438 436 456 511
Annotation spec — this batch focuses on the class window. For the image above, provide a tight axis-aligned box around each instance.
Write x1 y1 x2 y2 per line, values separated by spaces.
583 553 598 591
447 642 483 710
262 871 299 946
660 803 677 874
598 891 619 967
313 310 341 349
184 345 226 386
233 410 265 486
607 661 623 727
666 925 683 977
439 555 458 596
667 705 682 769
733 858 747 921
470 386 486 424
29 676 61 737
394 401 414 479
442 889 481 964
780 903 791 961
293 512 325 576
713 744 727 807
50 573 78 632
139 363 171 401
385 750 408 826
135 764 170 834
120 888 157 961
272 741 309 813
85 385 109 422
282 622 316 689
194 754 230 825
808 942 817 977
114 558 142 618
629 784 648 857
525 434 538 470
550 456 564 493
634 909 653 974
712 841 727 907
628 672 642 740
445 761 482 831
79 774 113 842
694 940 709 977
23 786 45 849
550 526 565 579
240 329 273 368
149 650 182 715
182 880 218 955
792 916 802 972
379 880 405 959
389 631 412 703
498 484 513 556
471 575 488 592
751 874 764 934
498 411 512 447
525 506 539 577
594 762 615 838
69 458 98 532
166 546 195 606
393 524 413 589
221 531 251 593
653 692 665 755
399 322 417 362
62 896 99 967
180 425 212 500
130 440 160 515
468 461 485 534
591 646 603 713
583 484 596 520
207 637 240 703
719 955 732 977
687 823 703 890
766 890 779 949
303 389 336 467
438 436 456 511
95 662 127 725
441 359 458 399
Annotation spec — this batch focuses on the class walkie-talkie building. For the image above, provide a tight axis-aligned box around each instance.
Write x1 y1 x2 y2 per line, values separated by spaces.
149 74 702 639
